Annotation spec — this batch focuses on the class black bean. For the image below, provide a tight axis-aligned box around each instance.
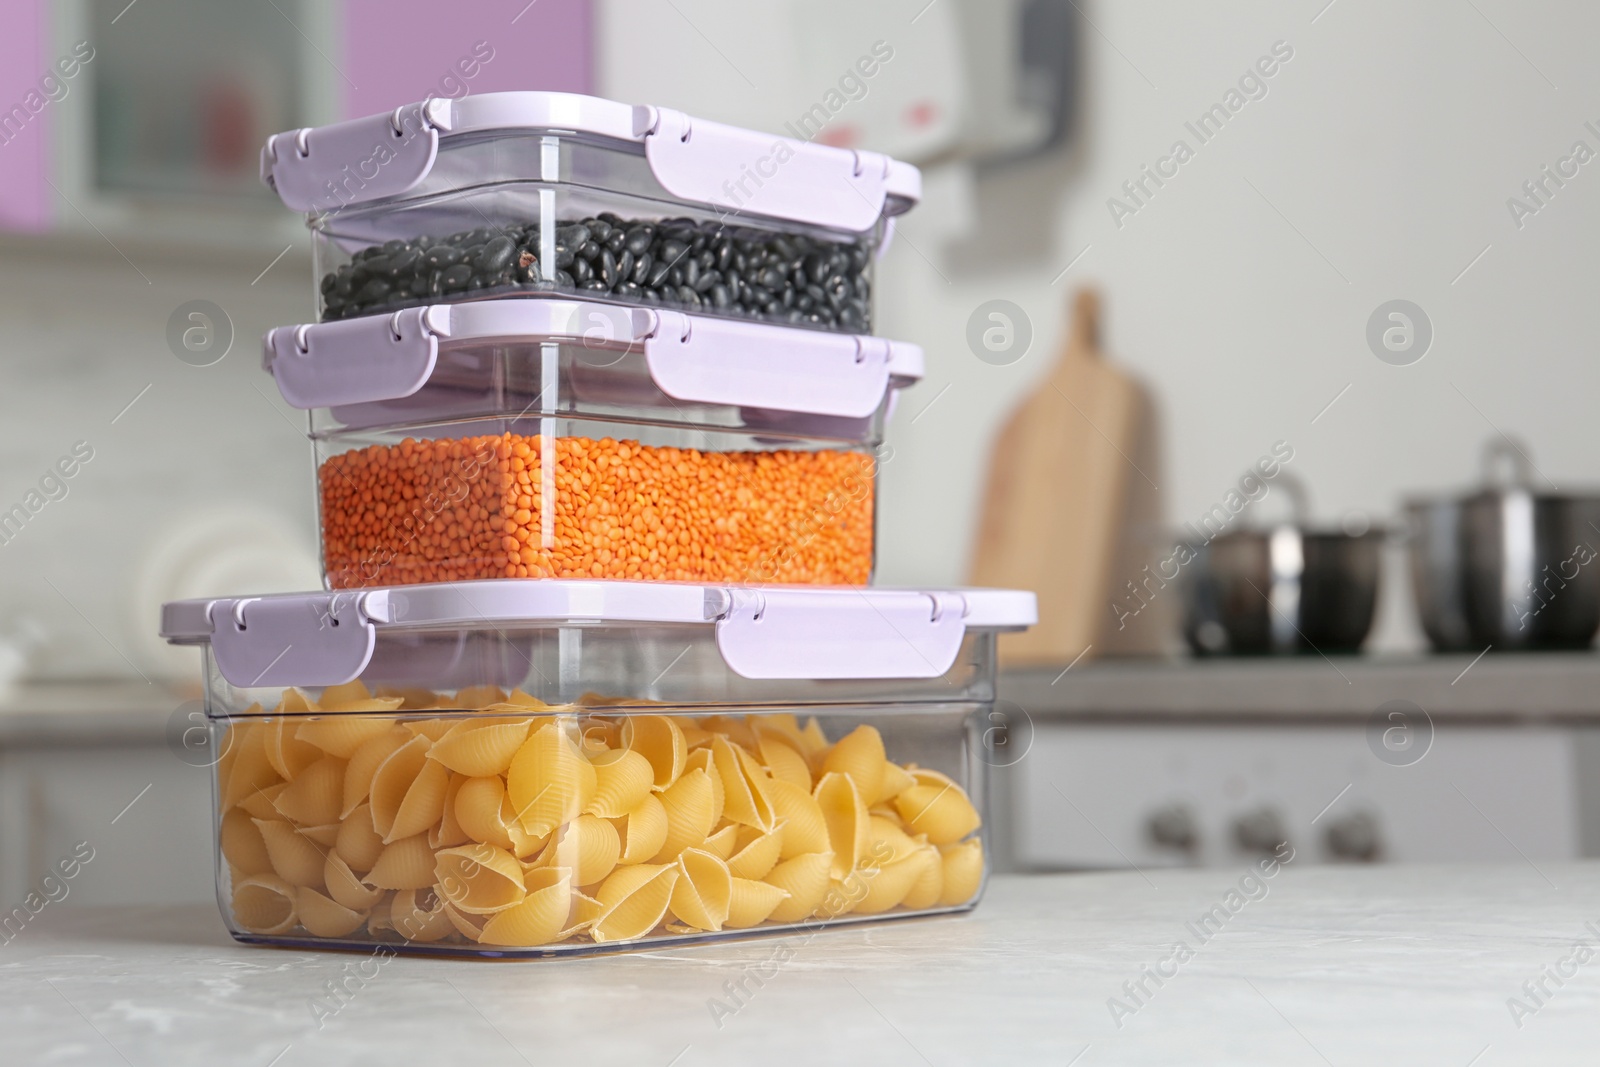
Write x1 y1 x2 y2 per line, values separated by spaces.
660 239 689 266
475 235 516 274
632 252 652 285
558 223 591 248
409 274 430 297
428 270 444 296
554 242 576 269
578 240 602 262
693 269 717 294
683 258 699 288
695 250 715 271
617 280 642 299
554 269 575 288
424 245 464 268
599 248 619 288
668 265 685 288
467 276 488 290
604 230 626 253
805 283 826 304
572 257 593 283
759 267 786 290
397 248 427 278
648 261 672 288
583 279 609 291
617 250 634 284
677 286 702 307
440 264 472 291
642 288 662 305
710 284 731 309
381 238 406 255
355 278 392 303
805 253 828 284
589 220 613 242
624 226 653 256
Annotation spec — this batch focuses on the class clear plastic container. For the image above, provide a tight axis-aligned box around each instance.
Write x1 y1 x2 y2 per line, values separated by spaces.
260 93 921 333
160 580 1036 957
265 300 922 590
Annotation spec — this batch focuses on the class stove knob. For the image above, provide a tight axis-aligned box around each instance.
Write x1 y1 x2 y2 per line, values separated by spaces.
1324 811 1382 862
1232 807 1289 855
1145 803 1198 853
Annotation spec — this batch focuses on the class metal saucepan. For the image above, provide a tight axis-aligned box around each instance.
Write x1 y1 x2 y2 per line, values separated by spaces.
1183 473 1382 656
1406 439 1600 651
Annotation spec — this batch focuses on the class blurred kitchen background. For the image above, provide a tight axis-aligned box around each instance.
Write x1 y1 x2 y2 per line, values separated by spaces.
4 0 1600 902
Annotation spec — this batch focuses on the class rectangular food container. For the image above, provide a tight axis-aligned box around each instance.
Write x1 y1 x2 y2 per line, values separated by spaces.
260 92 921 333
160 580 1036 957
264 299 922 590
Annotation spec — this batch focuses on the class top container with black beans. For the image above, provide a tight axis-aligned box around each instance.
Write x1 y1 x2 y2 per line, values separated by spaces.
261 93 921 334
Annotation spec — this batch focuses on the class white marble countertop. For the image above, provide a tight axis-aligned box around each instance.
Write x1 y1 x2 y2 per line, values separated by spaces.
4 866 1599 1065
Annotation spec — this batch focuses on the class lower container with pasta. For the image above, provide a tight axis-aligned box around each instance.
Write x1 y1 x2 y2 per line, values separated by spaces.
160 580 1035 957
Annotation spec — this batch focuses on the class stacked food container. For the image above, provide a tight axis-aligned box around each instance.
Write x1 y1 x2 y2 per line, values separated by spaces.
161 92 1035 957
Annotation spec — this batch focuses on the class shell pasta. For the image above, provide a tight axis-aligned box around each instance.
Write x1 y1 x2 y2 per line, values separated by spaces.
217 693 984 953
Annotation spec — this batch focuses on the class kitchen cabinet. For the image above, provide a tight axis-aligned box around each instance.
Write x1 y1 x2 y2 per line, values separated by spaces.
6 0 592 245
0 743 214 907
0 684 214 909
997 654 1600 872
0 3 50 231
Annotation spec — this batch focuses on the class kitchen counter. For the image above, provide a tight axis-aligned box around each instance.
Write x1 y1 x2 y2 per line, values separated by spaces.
1005 651 1600 721
4 866 1598 1065
0 681 191 744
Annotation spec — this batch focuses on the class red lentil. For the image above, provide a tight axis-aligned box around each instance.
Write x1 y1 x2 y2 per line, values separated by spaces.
320 434 877 588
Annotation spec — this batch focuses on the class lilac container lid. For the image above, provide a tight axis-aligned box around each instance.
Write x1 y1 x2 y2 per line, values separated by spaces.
161 581 1037 690
262 299 923 425
261 92 921 233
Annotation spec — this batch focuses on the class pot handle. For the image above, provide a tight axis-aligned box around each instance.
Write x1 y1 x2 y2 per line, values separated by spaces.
1239 468 1311 531
1481 436 1535 490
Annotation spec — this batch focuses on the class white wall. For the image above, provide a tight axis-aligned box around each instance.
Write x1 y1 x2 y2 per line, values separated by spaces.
0 241 318 680
602 0 1600 652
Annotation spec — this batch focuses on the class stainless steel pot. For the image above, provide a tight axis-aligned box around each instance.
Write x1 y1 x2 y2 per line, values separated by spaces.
1406 439 1600 651
1183 474 1382 656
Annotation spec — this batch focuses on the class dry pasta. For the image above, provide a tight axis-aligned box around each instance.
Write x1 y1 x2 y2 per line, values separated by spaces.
507 723 597 838
272 756 346 826
232 875 298 935
814 772 868 880
725 877 790 929
668 848 732 932
435 843 527 914
612 794 669 865
298 886 368 938
254 819 326 889
219 689 986 951
652 767 716 862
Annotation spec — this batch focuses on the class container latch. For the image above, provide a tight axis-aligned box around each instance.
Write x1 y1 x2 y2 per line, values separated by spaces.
209 594 379 690
643 310 891 418
261 98 451 213
264 306 447 409
636 106 889 234
715 589 967 680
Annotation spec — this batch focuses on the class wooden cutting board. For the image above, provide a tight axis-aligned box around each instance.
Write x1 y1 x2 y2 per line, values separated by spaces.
967 288 1145 666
